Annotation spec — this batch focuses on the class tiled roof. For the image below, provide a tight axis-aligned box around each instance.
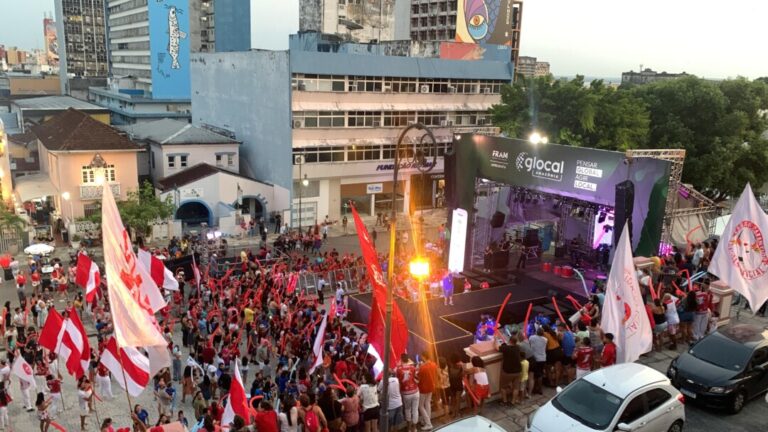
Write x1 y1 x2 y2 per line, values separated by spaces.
157 163 271 191
31 108 141 152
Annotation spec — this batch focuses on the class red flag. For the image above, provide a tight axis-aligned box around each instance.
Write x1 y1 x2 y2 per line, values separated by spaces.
221 361 249 426
350 204 408 368
309 313 328 373
138 248 179 291
100 337 150 397
40 308 90 378
75 253 100 302
39 308 64 352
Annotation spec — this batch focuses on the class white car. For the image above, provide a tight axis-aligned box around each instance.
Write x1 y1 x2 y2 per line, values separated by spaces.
526 363 685 432
435 415 506 431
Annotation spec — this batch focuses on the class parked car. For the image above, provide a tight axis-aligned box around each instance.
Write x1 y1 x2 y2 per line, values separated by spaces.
526 363 685 432
667 324 768 413
434 415 505 431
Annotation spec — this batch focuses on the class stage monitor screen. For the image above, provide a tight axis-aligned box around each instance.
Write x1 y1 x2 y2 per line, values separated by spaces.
593 210 615 249
449 208 469 273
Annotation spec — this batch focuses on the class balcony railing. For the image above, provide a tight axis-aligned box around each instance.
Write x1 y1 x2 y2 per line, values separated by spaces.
80 183 121 200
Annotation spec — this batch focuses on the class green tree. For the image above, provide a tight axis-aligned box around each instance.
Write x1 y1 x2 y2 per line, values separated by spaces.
632 76 768 200
0 204 27 232
85 181 174 237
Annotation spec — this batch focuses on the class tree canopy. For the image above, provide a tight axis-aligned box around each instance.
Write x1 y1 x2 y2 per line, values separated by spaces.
85 180 174 237
491 75 768 200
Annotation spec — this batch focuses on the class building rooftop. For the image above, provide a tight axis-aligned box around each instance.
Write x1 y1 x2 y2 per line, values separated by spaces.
157 163 271 191
120 119 239 145
12 95 106 111
31 108 142 152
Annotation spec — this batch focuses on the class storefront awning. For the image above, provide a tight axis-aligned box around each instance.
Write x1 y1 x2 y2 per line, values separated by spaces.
15 173 58 202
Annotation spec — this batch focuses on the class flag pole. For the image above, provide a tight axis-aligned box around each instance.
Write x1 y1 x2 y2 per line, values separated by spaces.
115 345 136 417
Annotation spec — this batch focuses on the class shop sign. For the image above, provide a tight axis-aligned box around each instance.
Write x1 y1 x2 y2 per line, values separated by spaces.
375 161 436 171
366 183 384 194
180 188 204 199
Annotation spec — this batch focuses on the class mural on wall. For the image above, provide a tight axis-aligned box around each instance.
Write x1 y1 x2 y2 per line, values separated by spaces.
43 17 59 66
149 0 191 100
455 0 518 46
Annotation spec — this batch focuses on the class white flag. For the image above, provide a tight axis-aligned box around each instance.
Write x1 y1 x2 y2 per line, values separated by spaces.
11 356 36 389
709 184 768 311
602 224 652 363
100 337 150 397
308 313 328 374
101 183 167 348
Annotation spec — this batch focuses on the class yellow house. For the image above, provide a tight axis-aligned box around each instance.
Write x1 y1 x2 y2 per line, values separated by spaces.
17 108 142 222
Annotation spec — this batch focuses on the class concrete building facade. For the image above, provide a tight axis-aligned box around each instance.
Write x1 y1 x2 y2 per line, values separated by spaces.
189 0 251 53
621 68 688 85
299 0 410 42
517 55 550 78
191 32 513 227
54 0 108 94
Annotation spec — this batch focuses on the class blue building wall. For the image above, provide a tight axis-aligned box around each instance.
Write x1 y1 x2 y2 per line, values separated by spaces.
149 0 192 99
213 0 251 52
190 51 292 191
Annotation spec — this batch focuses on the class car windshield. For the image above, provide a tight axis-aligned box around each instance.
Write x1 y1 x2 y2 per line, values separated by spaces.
552 379 623 430
689 335 752 370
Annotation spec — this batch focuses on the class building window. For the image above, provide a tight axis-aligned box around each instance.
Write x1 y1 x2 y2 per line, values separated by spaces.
151 152 155 169
227 154 234 167
168 155 175 168
81 165 116 184
215 154 223 166
180 155 188 168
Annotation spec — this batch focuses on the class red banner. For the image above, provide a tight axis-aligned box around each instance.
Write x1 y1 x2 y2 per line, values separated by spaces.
350 204 408 368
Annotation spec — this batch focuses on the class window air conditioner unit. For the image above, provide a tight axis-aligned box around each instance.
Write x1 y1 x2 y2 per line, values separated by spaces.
298 83 306 91
447 86 457 93
372 120 381 127
483 87 492 94
420 85 430 93
348 84 357 91
293 120 304 128
294 155 305 165
383 84 392 93
440 120 449 127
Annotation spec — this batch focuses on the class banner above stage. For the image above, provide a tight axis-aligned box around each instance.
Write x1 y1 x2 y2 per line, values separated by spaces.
464 134 669 207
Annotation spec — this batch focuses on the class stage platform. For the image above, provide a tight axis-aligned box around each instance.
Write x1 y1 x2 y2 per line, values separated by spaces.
347 266 591 358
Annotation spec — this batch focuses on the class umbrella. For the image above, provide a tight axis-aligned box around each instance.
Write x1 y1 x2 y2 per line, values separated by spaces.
0 254 10 269
24 244 55 255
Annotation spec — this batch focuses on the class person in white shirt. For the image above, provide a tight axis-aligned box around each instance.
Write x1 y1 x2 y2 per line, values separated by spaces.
528 327 548 395
692 244 705 268
378 372 403 429
0 360 10 388
78 379 93 431
357 372 379 432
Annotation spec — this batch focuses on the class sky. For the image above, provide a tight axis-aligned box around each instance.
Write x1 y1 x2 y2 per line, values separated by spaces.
2 0 766 79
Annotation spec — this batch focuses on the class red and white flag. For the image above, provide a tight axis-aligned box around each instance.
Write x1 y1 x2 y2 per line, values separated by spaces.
192 254 201 290
308 313 328 374
11 356 36 389
101 182 167 348
602 225 653 363
710 183 768 311
100 337 150 397
75 253 101 302
350 204 408 369
38 308 90 378
138 249 179 292
221 361 249 427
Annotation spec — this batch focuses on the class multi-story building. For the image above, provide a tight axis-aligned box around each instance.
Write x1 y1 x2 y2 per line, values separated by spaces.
90 0 192 124
299 0 410 42
4 47 30 66
188 0 251 52
534 61 550 77
621 68 688 85
517 55 550 78
410 0 523 71
54 0 108 93
191 32 514 226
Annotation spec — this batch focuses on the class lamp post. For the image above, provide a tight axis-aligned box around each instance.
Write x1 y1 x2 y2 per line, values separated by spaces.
296 155 308 233
381 123 438 432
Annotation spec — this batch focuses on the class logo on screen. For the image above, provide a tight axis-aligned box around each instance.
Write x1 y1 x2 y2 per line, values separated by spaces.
516 152 565 182
489 149 509 169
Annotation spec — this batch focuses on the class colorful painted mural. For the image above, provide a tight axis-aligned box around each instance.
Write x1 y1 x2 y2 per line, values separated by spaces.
455 0 519 46
149 0 191 99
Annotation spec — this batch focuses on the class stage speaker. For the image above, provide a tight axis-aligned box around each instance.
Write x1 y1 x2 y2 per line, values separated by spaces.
555 245 567 258
490 211 506 228
614 180 635 245
453 276 466 294
523 229 540 247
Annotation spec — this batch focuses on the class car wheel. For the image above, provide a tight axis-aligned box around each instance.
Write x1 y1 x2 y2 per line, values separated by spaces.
667 420 684 432
730 390 746 414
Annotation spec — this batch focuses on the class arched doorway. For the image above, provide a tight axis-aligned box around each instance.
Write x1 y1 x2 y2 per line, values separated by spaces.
241 197 264 222
176 201 212 226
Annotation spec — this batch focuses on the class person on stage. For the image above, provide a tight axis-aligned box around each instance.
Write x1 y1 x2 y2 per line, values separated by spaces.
441 271 454 306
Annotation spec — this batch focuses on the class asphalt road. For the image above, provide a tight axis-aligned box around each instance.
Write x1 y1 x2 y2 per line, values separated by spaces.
683 394 768 431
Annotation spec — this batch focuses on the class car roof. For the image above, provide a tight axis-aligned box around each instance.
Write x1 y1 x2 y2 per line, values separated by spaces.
433 415 505 431
715 324 768 348
583 363 669 398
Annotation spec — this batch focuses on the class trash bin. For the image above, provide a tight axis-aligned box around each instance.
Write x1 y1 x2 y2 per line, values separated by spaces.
3 268 12 281
62 230 69 244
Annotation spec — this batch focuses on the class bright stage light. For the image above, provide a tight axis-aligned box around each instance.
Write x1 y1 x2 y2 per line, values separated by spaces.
409 258 430 279
529 131 548 145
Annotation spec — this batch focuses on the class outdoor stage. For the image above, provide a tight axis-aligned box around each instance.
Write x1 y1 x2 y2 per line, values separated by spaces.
347 264 590 357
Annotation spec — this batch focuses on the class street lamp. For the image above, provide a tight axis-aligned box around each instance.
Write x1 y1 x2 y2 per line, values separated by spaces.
529 131 548 145
381 123 438 432
296 155 307 233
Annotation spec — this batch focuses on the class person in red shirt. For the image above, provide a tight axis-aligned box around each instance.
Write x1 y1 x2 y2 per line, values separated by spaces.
252 401 279 432
397 354 419 432
572 337 594 379
46 374 63 416
601 333 617 367
30 271 41 295
693 285 713 341
417 352 438 430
